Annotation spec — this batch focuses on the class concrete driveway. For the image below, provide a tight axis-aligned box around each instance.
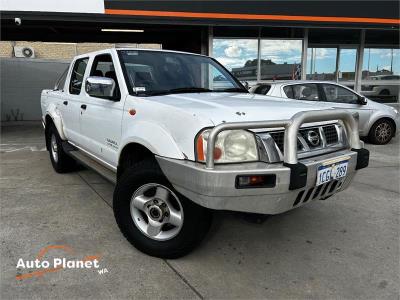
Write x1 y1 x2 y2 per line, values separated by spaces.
1 124 399 299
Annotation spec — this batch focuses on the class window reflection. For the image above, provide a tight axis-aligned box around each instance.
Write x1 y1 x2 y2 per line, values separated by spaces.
338 49 357 81
361 48 400 103
212 39 258 81
307 48 337 81
260 40 302 80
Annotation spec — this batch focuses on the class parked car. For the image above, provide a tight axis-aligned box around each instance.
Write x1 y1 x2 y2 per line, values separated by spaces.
250 81 400 144
361 75 400 100
41 49 369 258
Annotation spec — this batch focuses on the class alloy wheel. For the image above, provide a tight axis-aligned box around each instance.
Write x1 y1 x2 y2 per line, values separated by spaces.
50 134 58 163
130 183 184 241
375 122 392 144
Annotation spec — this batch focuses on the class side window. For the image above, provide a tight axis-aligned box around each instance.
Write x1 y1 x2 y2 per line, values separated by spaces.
322 84 359 104
291 84 320 101
90 54 121 100
69 58 89 95
283 86 294 98
255 85 271 95
54 67 69 91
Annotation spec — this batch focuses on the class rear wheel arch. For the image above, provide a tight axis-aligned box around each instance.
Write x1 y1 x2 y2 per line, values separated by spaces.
44 114 55 151
44 104 67 140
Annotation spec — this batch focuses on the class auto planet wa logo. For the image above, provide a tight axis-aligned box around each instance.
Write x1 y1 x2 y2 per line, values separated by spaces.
16 245 108 280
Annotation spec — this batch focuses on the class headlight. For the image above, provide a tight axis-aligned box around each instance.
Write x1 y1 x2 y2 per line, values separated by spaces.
390 106 399 114
196 129 258 163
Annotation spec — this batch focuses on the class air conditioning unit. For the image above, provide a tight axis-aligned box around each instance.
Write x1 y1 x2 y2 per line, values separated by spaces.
14 46 35 58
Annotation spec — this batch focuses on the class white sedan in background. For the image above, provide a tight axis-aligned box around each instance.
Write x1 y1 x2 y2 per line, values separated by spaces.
250 81 400 145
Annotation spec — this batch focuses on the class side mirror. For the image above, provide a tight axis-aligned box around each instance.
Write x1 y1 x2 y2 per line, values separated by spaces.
85 76 115 99
359 96 368 105
241 81 249 90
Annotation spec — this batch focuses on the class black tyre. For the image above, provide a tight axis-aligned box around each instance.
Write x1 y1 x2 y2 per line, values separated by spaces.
46 123 76 173
368 119 395 145
113 160 212 259
379 89 390 96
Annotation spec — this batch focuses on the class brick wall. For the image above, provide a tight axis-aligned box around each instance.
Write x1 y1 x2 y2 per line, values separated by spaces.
0 41 161 60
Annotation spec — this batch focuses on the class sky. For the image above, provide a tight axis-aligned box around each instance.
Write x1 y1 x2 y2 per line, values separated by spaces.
213 39 400 76
212 39 302 71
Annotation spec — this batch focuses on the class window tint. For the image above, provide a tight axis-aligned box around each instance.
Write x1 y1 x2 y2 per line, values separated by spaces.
90 54 120 100
254 85 271 95
322 84 359 104
289 84 320 101
283 86 294 98
69 58 88 95
55 67 69 91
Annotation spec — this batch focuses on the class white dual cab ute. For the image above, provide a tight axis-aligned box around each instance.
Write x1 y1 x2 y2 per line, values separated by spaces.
41 48 369 258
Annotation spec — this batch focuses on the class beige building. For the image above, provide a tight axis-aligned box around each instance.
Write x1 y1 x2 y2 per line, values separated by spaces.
0 41 161 60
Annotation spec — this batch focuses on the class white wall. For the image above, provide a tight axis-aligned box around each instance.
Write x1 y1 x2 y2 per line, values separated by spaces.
0 0 104 13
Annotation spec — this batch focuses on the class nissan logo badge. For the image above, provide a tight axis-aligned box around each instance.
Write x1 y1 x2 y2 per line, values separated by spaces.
307 130 320 146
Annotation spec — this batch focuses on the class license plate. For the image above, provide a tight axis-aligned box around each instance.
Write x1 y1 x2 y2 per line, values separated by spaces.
316 160 349 186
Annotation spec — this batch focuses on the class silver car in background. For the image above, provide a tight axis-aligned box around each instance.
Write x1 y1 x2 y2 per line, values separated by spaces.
250 81 400 145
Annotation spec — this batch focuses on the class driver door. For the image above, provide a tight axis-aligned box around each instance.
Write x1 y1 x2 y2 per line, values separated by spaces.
79 53 125 167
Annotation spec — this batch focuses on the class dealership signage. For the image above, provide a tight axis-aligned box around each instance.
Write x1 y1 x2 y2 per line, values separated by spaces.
1 0 399 26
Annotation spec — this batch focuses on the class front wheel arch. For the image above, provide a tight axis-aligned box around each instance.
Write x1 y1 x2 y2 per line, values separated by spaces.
370 117 396 135
117 143 156 179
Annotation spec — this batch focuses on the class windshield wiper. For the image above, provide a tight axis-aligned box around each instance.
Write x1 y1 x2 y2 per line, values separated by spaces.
137 87 247 97
215 87 248 93
167 87 212 94
137 87 212 97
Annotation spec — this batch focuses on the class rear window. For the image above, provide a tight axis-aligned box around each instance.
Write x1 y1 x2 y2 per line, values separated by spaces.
253 84 271 95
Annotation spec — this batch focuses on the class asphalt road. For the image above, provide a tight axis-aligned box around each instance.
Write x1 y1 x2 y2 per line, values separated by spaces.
1 124 399 299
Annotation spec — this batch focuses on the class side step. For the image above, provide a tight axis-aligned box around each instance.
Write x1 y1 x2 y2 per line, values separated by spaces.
63 144 116 184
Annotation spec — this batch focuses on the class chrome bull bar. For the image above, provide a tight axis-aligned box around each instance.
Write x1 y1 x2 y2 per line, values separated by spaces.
205 109 361 169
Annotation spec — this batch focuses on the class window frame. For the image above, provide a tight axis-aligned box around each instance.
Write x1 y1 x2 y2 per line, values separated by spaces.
87 53 121 101
69 57 89 96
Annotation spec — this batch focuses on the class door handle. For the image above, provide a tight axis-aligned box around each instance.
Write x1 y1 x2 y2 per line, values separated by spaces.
63 101 68 105
81 104 87 110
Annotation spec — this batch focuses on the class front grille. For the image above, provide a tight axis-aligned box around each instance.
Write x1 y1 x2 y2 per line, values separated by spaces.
323 125 339 144
270 132 304 153
267 125 340 155
257 124 345 163
270 132 284 152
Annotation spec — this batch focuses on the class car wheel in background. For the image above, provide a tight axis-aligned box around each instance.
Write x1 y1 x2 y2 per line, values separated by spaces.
46 123 76 173
368 119 395 145
113 160 212 258
379 89 390 96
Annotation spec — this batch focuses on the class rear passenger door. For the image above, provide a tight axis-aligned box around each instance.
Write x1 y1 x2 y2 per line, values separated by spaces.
60 57 89 144
79 52 125 167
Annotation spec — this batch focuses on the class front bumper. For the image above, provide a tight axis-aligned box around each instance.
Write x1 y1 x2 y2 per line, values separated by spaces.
157 149 367 215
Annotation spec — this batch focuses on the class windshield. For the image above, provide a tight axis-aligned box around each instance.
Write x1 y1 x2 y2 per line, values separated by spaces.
118 50 247 96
